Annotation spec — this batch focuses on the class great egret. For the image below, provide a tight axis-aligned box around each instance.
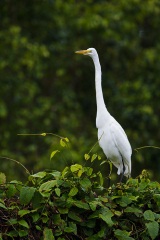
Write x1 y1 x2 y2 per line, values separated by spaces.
75 48 132 180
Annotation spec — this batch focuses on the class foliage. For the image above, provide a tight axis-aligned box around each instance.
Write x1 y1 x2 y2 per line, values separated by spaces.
0 161 159 239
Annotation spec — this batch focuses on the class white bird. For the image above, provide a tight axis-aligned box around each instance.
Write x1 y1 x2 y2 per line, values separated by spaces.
75 48 132 180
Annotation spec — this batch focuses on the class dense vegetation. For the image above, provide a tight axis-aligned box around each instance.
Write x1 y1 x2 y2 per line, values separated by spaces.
0 144 160 239
1 1 160 179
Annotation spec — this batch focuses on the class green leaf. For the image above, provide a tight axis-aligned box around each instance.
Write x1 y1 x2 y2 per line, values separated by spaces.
97 171 103 186
139 181 148 190
144 210 155 221
6 184 17 197
64 222 77 234
18 219 29 229
9 218 18 225
128 195 139 201
31 171 47 178
43 227 55 240
99 208 114 227
7 230 18 237
88 210 99 219
155 213 160 220
124 207 142 214
114 229 134 240
39 180 57 192
154 194 160 207
32 212 40 222
19 229 28 237
32 191 43 208
67 198 75 207
117 196 132 207
70 164 83 177
52 214 62 224
98 226 106 237
70 164 82 172
41 133 47 136
100 197 108 203
84 153 90 160
80 178 92 191
113 210 122 216
78 169 83 177
108 161 113 174
20 187 36 205
85 167 93 176
10 180 22 185
89 201 98 211
0 202 7 209
62 166 69 177
60 139 66 147
68 211 82 222
50 170 61 178
146 221 159 239
100 160 106 166
74 200 90 210
58 208 68 214
91 154 97 162
18 210 30 217
55 187 61 196
69 187 78 197
64 137 69 142
42 213 49 223
0 172 6 184
127 178 138 186
50 150 59 160
36 225 42 231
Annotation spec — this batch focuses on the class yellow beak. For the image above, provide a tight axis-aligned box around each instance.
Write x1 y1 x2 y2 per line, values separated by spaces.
75 49 91 54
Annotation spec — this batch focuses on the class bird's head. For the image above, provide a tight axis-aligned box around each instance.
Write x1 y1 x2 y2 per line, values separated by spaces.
75 48 97 58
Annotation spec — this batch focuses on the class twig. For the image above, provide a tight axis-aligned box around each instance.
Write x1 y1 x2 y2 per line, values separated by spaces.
88 132 104 155
134 145 160 152
0 156 30 175
17 132 67 140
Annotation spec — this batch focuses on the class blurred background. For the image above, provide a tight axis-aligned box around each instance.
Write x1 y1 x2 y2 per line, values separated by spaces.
0 0 160 181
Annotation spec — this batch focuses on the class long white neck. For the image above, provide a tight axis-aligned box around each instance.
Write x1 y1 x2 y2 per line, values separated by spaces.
91 54 110 127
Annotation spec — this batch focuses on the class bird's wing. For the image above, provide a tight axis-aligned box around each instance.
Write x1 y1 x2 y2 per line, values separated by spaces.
110 117 132 154
110 117 132 173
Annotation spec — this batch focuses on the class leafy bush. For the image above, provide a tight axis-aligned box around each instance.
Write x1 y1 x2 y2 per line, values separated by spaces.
0 154 159 239
1 0 160 180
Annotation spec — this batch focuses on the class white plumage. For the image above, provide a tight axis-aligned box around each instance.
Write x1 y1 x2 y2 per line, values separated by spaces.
75 48 132 178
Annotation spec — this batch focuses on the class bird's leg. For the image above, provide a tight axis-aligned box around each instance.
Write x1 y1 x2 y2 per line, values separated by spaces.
119 157 125 183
